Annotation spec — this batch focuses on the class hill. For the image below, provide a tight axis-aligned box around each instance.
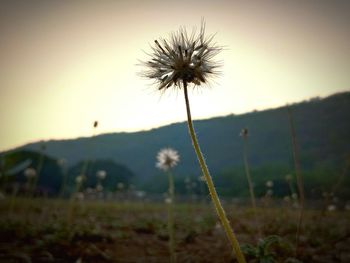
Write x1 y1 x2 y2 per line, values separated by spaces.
5 92 350 196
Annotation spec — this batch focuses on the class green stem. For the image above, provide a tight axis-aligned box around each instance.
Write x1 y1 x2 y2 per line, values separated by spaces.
243 136 261 238
183 84 246 263
167 170 176 263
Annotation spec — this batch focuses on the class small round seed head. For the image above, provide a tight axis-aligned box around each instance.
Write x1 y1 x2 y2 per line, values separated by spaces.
156 148 180 171
141 21 222 91
96 170 107 180
266 180 274 188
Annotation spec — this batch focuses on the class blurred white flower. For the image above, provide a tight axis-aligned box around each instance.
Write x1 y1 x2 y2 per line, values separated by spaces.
24 168 37 179
291 193 298 200
57 158 66 167
345 203 350 211
266 189 273 196
165 197 172 204
117 182 124 190
136 191 146 198
75 175 84 184
156 148 180 171
96 184 103 192
327 204 336 212
75 192 85 201
198 176 205 182
96 170 107 180
266 180 274 188
285 174 292 181
283 196 291 202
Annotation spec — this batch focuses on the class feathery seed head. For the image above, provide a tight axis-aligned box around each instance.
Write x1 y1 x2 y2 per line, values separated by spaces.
156 148 180 171
141 21 222 91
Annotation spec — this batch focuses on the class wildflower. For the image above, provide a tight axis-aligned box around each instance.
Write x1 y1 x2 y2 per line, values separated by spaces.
96 170 107 180
141 21 221 91
266 180 274 188
140 22 246 263
156 148 180 171
292 193 298 200
24 168 37 179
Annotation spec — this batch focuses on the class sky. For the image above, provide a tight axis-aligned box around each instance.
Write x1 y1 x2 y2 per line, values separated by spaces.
0 0 349 151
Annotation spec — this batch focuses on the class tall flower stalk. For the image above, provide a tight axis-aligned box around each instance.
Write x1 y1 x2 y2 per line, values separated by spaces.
240 128 261 238
156 148 180 263
141 22 246 263
287 106 305 256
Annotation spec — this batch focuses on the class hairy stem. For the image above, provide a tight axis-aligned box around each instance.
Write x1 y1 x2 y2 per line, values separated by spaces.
183 84 246 263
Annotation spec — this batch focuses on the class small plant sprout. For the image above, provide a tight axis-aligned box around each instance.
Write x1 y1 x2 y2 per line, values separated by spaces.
156 148 179 263
141 21 246 263
240 128 261 238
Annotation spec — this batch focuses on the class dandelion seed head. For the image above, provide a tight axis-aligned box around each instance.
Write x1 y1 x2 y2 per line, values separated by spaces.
141 21 222 91
156 148 180 171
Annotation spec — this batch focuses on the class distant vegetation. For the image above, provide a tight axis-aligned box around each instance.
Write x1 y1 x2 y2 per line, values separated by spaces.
1 92 349 198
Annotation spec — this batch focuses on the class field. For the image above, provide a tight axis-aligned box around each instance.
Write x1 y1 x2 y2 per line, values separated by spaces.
1 198 349 263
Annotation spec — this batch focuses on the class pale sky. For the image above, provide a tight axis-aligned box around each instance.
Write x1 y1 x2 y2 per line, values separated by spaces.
1 0 349 151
